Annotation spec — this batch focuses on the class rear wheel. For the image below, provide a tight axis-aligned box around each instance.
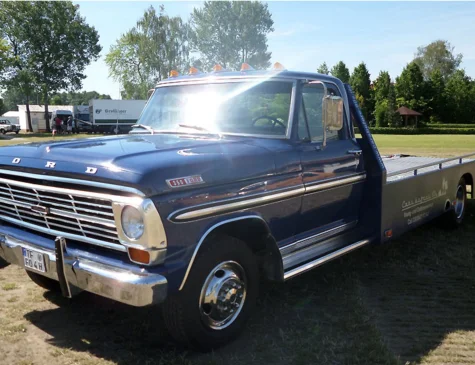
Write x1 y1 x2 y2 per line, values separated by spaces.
15 131 19 134
443 177 466 228
162 235 259 351
25 270 60 292
0 129 5 134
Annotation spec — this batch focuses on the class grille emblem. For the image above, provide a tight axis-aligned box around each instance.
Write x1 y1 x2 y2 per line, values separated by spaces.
30 205 50 216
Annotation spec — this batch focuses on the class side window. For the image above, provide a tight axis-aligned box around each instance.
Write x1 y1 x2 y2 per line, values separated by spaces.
298 83 343 143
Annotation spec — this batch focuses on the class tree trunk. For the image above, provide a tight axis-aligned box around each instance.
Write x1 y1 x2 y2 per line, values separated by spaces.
25 95 33 132
43 89 50 132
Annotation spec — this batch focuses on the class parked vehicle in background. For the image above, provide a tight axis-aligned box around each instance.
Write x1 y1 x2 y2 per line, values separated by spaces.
88 99 147 134
75 119 95 134
0 119 21 134
0 63 474 351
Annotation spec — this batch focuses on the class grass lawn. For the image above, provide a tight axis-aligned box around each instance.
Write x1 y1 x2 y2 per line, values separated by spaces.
372 134 475 157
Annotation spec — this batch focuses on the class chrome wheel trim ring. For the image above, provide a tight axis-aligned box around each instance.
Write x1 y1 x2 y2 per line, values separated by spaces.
455 184 465 219
199 261 247 330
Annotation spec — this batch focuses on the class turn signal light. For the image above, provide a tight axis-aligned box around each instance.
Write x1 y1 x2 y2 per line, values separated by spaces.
128 248 150 265
240 63 255 71
272 62 286 71
189 67 200 75
169 70 179 78
213 64 224 72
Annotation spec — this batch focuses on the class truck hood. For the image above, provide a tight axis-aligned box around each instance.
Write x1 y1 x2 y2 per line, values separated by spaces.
0 134 277 196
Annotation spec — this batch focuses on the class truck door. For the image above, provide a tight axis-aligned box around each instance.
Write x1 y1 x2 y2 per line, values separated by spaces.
296 81 365 237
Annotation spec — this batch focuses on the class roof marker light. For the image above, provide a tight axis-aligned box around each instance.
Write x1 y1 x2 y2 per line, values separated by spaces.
189 67 200 75
240 63 255 72
169 70 179 78
272 62 286 71
212 64 225 72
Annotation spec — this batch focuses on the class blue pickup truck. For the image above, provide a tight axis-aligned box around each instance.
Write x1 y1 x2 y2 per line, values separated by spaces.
0 64 474 350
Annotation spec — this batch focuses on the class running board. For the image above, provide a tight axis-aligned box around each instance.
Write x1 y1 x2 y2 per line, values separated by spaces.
283 239 370 280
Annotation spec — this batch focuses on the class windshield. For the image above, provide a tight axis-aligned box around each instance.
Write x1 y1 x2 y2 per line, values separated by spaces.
137 80 293 137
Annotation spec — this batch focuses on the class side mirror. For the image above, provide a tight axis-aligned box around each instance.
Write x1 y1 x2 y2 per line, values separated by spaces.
323 96 344 131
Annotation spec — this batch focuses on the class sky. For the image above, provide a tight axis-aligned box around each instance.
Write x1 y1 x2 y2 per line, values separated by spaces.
75 1 475 99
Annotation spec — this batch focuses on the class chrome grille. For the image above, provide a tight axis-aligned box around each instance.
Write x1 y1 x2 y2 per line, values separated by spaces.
0 174 126 252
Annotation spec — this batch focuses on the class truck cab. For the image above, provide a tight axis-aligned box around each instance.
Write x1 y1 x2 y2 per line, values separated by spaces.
0 64 473 350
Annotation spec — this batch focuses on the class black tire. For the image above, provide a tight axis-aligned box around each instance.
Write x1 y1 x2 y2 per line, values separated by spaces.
0 129 5 135
443 177 467 229
25 270 61 292
15 131 19 135
162 234 259 351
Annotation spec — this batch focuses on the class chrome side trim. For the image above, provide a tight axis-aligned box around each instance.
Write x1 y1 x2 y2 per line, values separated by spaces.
280 221 357 256
178 215 270 291
0 215 126 252
172 187 305 221
171 174 365 222
283 239 370 280
0 169 145 197
305 173 366 193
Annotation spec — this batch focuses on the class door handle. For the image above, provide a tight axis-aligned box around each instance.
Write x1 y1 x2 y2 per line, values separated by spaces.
347 149 362 156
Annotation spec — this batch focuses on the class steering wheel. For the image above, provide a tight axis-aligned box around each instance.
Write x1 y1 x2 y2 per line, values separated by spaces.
252 116 286 129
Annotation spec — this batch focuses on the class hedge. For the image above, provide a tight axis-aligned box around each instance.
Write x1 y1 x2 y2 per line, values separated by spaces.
426 123 475 129
366 127 475 135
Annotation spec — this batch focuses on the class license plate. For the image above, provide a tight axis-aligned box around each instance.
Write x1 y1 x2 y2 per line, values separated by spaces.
22 248 46 273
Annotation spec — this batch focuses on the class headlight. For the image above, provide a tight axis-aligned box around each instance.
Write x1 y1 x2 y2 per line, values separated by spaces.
121 206 144 240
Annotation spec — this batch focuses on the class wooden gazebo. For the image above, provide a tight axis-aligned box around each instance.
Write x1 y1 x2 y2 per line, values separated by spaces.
396 106 422 127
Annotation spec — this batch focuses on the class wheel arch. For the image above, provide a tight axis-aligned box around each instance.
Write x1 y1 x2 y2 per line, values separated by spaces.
178 215 283 291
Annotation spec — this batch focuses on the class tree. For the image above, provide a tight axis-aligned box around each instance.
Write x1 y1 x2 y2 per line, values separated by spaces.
330 61 350 83
190 1 274 70
20 1 101 131
106 6 191 99
444 70 474 124
350 62 372 121
374 83 399 127
427 69 446 123
373 71 391 104
395 62 428 121
0 2 37 131
0 98 6 115
413 40 462 81
317 62 329 75
50 90 112 105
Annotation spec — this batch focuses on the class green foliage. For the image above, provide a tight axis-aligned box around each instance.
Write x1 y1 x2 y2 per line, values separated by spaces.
443 69 475 124
373 71 391 104
317 62 329 75
426 69 446 122
427 123 475 128
395 62 428 118
330 61 350 83
106 5 191 99
413 40 462 81
190 1 274 70
49 91 111 105
1 1 101 131
0 98 6 115
350 62 372 121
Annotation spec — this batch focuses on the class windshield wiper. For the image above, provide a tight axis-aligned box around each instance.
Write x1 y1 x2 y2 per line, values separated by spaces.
131 124 155 134
178 124 222 138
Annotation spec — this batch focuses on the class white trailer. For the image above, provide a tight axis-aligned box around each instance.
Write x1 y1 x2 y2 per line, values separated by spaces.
88 99 147 133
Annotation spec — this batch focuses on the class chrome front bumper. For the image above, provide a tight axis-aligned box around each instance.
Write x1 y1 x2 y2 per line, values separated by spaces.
0 225 167 307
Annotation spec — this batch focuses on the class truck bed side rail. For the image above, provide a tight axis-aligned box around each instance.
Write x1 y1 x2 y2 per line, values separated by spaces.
387 153 475 177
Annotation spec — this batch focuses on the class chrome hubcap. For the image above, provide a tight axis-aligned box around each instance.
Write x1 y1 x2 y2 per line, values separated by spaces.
199 261 247 330
455 185 465 219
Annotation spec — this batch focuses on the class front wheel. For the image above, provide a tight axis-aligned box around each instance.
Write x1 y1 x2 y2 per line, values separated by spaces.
162 235 259 351
15 131 19 135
